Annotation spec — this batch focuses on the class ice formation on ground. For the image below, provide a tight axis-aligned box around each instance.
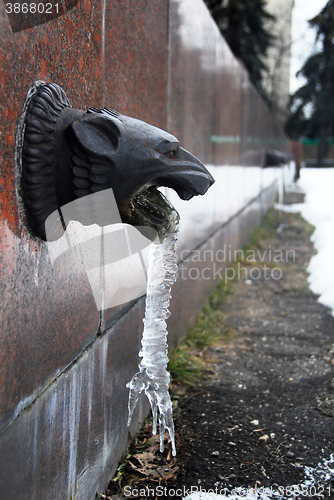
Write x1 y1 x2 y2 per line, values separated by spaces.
127 210 180 456
182 454 334 500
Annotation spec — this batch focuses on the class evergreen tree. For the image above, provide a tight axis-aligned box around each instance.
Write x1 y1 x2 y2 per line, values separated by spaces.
204 0 275 101
285 0 334 166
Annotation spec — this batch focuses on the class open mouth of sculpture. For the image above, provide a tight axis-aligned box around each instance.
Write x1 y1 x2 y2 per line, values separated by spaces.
126 169 214 239
129 186 176 238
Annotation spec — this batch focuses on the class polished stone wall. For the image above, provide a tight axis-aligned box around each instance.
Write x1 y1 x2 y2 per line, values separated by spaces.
0 0 291 498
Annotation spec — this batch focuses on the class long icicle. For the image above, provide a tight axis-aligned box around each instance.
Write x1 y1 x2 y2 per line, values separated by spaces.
127 212 180 456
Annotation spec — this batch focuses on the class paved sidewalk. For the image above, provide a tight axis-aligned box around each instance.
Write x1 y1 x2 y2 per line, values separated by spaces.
173 208 334 498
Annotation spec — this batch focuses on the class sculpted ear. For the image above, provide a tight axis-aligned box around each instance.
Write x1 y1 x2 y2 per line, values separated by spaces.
70 114 120 157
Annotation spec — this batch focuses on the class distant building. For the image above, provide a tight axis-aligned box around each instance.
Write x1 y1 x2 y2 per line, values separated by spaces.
262 0 294 125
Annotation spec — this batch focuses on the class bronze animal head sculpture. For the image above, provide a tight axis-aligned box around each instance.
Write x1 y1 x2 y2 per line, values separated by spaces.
19 82 214 240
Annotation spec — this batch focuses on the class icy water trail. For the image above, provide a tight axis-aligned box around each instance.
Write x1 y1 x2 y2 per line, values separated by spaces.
126 212 180 456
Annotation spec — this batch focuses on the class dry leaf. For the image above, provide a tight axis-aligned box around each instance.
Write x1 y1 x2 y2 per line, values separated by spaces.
129 451 179 482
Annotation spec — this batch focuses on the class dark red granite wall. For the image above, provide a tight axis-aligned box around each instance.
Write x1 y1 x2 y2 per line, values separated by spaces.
104 0 168 127
0 0 290 497
0 0 104 435
0 0 169 435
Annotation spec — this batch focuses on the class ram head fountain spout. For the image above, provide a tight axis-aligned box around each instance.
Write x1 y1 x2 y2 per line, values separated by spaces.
19 82 215 240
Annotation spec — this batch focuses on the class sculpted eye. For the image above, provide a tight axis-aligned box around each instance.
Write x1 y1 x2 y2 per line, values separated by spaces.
164 147 178 159
157 139 180 157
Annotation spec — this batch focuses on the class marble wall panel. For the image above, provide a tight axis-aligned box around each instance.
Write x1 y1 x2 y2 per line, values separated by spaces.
0 0 104 233
103 0 168 129
0 298 148 500
167 0 218 163
0 0 104 432
0 222 101 433
214 49 244 165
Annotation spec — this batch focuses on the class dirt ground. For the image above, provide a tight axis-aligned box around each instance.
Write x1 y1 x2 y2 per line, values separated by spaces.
99 203 334 500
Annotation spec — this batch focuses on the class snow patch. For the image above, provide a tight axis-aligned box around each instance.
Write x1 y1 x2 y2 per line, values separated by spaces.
298 168 334 316
275 168 334 316
274 203 303 213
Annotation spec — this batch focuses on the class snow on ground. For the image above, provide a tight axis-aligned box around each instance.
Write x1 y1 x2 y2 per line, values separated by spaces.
182 455 334 500
277 168 334 316
297 168 334 316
